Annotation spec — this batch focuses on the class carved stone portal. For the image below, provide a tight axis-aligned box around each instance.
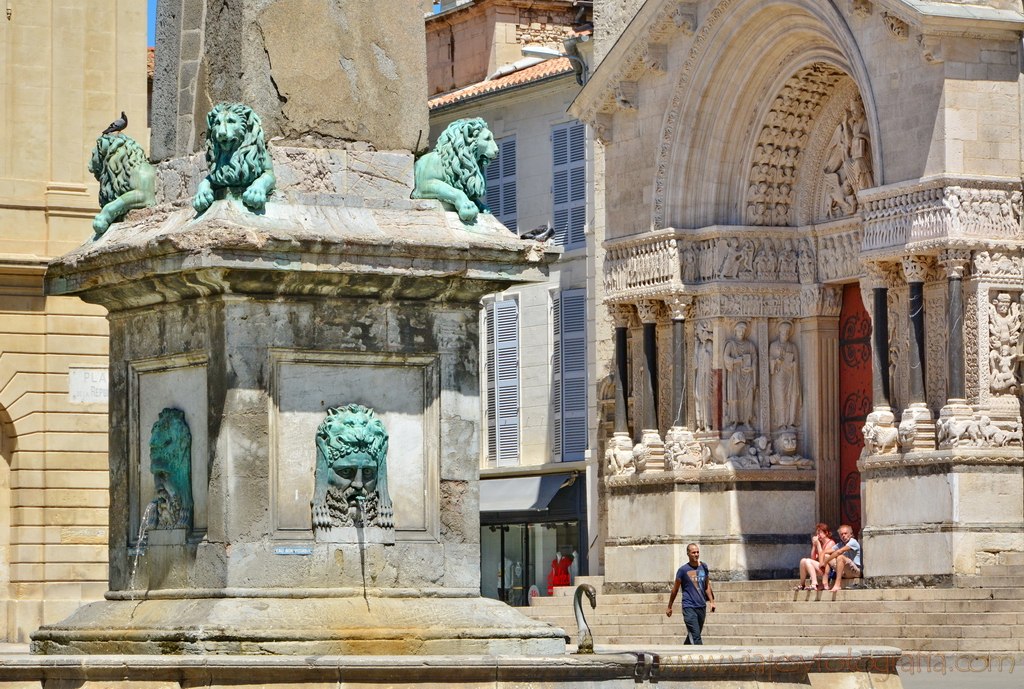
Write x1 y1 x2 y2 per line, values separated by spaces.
312 404 394 533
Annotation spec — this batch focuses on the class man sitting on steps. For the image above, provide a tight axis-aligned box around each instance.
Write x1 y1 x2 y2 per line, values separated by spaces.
821 524 861 592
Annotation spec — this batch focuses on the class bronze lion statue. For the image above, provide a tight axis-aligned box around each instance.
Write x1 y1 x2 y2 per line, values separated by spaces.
411 117 499 223
193 103 276 215
88 133 156 238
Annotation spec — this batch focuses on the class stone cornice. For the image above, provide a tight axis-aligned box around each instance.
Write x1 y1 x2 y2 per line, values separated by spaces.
570 0 700 123
859 447 1024 475
876 0 1024 39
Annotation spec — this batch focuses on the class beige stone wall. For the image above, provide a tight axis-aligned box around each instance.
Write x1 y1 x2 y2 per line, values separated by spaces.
0 0 147 641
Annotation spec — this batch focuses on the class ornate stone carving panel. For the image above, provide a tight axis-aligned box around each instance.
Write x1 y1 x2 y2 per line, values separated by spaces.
816 225 863 283
924 280 947 413
861 179 1023 253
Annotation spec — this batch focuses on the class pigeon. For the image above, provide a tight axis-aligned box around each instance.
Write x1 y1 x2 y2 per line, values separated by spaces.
519 223 555 242
102 111 127 135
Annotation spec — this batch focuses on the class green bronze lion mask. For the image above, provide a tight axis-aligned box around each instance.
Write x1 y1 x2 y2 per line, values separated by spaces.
411 117 499 224
312 404 394 531
193 103 276 215
148 407 193 530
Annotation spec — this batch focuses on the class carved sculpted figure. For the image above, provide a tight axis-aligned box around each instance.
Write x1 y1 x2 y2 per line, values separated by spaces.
723 321 758 430
148 408 193 530
987 292 1022 394
312 404 394 532
769 321 801 430
193 103 276 215
822 99 873 219
694 321 715 431
88 133 156 238
412 117 499 223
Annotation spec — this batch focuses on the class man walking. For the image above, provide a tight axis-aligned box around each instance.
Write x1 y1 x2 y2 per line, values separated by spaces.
665 543 715 644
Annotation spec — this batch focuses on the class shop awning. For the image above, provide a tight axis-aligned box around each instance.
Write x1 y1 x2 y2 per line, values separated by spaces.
479 473 571 512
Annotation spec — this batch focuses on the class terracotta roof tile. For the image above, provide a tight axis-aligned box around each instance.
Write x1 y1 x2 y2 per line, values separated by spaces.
429 57 573 109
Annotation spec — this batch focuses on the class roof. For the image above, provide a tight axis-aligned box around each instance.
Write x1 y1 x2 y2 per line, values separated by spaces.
429 57 574 110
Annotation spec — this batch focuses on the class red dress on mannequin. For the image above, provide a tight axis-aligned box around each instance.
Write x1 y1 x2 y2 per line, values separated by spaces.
547 553 572 594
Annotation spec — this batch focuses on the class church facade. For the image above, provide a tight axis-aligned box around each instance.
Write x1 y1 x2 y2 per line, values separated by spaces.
574 0 1024 586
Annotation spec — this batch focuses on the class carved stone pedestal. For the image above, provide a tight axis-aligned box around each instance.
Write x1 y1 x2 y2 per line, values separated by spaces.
603 469 816 586
36 150 564 655
898 403 936 452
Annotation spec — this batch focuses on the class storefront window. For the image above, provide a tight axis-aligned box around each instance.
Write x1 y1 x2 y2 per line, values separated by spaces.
479 520 579 606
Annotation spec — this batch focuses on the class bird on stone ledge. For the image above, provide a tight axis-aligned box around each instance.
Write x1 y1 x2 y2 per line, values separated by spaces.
519 223 555 242
102 111 127 135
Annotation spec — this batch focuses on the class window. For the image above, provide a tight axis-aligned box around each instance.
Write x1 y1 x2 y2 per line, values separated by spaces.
485 299 520 465
485 136 517 231
552 289 587 461
552 122 586 249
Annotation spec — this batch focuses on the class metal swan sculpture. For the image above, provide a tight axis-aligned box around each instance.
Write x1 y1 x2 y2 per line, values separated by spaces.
573 583 597 653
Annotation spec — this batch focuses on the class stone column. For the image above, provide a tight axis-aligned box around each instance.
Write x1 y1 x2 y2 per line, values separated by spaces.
604 304 635 476
940 250 970 403
899 255 935 449
664 296 700 469
635 299 665 465
609 304 632 435
861 263 893 421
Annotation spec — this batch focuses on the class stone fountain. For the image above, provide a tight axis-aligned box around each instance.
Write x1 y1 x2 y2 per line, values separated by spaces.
2 1 903 686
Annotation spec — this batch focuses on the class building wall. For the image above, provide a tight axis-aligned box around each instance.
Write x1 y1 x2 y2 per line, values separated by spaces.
431 76 592 468
0 0 147 641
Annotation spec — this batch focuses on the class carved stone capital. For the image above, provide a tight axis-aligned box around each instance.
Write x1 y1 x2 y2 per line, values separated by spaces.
665 295 693 321
850 0 872 18
863 261 891 289
609 304 634 329
882 12 909 39
672 4 697 35
901 255 931 283
917 34 943 64
595 113 613 145
615 82 638 111
636 299 662 324
938 249 971 280
644 43 668 74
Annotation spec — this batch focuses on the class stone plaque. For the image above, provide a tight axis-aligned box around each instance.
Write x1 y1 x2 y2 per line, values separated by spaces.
68 368 108 404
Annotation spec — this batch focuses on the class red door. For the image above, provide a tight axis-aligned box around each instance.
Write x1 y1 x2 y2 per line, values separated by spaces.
838 284 871 536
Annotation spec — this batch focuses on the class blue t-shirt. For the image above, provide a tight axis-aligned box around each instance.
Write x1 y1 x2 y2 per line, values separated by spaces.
833 538 861 568
675 562 709 609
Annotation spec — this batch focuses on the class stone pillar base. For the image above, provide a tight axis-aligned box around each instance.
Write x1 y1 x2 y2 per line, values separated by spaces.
664 426 703 469
899 403 935 451
861 449 1024 579
604 470 816 583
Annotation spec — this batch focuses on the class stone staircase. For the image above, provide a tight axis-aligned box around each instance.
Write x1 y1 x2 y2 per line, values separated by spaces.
523 553 1024 652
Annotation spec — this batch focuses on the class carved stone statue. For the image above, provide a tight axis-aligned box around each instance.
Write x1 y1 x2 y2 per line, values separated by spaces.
411 117 499 224
664 427 704 469
723 321 758 430
312 404 394 532
88 133 156 238
148 408 193 530
193 103 277 215
822 99 873 219
694 321 715 431
769 321 801 430
987 291 1022 394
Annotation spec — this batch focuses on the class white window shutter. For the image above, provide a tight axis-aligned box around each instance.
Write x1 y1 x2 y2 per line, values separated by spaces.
559 289 587 461
551 294 562 458
551 122 586 249
493 299 520 466
485 304 497 462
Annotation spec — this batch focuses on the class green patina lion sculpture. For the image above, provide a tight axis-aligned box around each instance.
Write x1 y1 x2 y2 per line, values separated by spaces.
193 102 276 215
312 404 394 532
88 133 156 238
411 117 499 223
148 407 193 530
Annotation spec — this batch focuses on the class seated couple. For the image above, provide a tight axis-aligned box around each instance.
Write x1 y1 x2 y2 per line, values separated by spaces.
795 523 861 592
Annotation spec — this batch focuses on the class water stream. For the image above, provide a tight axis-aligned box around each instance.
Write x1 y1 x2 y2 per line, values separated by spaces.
128 501 156 598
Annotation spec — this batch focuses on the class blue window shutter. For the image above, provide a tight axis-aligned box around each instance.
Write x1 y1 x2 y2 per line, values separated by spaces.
485 305 497 461
552 122 586 249
493 299 520 466
486 136 517 232
559 289 588 461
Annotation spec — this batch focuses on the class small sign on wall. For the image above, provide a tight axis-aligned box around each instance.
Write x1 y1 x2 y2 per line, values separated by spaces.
68 368 109 404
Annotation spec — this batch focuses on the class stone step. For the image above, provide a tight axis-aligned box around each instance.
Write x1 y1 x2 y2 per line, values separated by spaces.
530 609 1024 628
